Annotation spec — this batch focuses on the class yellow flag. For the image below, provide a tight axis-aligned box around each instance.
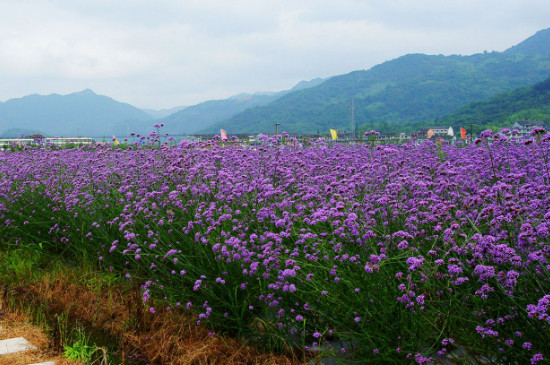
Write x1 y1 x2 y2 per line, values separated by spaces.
113 135 120 145
330 129 338 140
427 128 435 139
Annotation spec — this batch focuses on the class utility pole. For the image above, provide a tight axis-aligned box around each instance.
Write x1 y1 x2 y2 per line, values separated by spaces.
351 97 355 140
274 123 280 136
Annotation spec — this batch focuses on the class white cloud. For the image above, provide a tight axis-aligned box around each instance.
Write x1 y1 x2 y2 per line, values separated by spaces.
0 2 157 78
0 0 549 108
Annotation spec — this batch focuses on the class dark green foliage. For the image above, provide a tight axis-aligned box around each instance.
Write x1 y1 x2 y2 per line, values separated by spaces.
438 76 550 130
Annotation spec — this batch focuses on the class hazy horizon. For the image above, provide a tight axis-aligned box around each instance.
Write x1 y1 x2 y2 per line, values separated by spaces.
1 0 549 110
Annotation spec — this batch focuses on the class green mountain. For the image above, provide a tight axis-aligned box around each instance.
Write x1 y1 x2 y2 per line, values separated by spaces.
202 28 550 134
437 76 550 131
0 78 325 138
0 89 153 137
158 78 325 135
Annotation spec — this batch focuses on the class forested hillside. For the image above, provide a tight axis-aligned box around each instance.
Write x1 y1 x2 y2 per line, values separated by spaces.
202 28 550 134
437 76 550 130
158 78 325 135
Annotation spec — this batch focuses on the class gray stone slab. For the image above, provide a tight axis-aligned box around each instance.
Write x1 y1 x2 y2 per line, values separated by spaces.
0 337 37 355
27 362 56 365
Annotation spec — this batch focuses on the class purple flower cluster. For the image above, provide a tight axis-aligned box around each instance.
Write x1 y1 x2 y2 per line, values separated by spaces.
1 131 549 362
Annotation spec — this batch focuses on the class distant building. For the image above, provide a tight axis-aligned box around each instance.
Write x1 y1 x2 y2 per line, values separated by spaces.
415 126 454 139
337 130 357 140
0 137 94 147
512 121 548 138
379 132 410 140
434 126 454 137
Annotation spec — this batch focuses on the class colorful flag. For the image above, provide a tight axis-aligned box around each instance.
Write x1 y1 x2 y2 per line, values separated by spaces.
427 128 435 139
220 129 228 141
112 135 120 145
460 127 467 139
330 129 338 140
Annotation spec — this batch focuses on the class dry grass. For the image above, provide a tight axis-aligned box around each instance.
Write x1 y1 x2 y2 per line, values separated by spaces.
0 311 80 365
8 268 309 365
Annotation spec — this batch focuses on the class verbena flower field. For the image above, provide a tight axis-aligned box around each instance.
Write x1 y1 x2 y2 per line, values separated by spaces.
1 130 549 363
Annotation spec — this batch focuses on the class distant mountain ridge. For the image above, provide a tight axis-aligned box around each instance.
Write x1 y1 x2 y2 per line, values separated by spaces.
2 28 550 137
0 78 326 137
503 28 550 56
202 27 550 134
142 105 187 119
0 89 153 137
157 77 326 135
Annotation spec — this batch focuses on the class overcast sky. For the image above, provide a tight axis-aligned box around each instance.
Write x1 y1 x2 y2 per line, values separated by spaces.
1 0 549 110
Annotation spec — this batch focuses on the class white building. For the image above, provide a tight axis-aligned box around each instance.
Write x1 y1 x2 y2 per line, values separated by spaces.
512 121 548 138
0 137 94 147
